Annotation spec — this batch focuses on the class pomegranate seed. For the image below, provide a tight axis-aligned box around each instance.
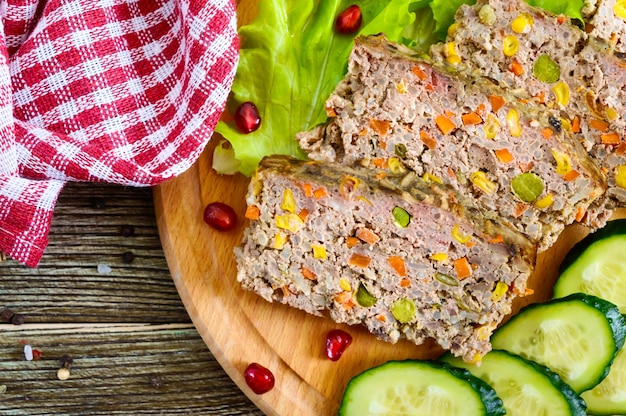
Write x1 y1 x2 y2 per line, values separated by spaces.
244 363 275 394
335 5 362 34
234 101 261 134
203 202 237 231
325 329 353 361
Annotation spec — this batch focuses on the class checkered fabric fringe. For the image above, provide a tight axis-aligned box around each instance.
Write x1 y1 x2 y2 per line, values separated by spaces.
0 0 239 267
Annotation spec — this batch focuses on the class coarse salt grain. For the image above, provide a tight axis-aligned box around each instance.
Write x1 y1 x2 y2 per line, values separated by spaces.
24 344 33 361
97 263 112 274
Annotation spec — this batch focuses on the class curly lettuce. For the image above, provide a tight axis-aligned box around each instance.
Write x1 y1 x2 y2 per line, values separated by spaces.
216 0 586 176
430 0 475 40
215 0 416 176
526 0 585 22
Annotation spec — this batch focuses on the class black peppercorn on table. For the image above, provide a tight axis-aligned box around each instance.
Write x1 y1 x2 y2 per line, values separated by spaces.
0 181 262 415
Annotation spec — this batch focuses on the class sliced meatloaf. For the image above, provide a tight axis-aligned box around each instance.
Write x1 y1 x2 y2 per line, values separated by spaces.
429 0 586 98
298 34 606 250
430 0 625 212
235 155 536 362
585 0 626 55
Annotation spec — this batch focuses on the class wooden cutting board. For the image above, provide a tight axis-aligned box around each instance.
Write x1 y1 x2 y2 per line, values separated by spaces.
154 136 623 415
153 1 625 414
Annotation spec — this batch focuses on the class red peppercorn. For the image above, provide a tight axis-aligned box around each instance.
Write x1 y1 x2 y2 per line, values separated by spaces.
234 101 261 134
325 329 353 361
1 309 14 322
244 363 275 394
203 202 237 231
335 5 362 34
32 349 43 361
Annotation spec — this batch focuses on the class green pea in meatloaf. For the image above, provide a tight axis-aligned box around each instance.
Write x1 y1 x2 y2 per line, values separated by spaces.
235 155 536 362
430 0 626 215
298 34 606 251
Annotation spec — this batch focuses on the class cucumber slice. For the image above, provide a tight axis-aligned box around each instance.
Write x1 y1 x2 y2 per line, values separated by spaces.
554 219 626 313
442 350 586 416
491 293 626 393
338 360 505 416
581 347 626 415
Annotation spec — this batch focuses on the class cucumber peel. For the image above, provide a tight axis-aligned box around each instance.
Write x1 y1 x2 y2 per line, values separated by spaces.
555 219 626 313
553 219 626 414
581 346 626 415
558 219 626 274
491 293 626 393
442 350 586 416
338 359 506 415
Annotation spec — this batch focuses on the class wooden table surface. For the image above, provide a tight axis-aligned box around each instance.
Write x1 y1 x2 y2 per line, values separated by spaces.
0 181 263 415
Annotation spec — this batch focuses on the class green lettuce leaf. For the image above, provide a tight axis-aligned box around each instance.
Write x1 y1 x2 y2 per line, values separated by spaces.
427 0 585 41
429 0 475 40
401 4 438 52
525 0 585 22
216 0 586 176
215 0 416 176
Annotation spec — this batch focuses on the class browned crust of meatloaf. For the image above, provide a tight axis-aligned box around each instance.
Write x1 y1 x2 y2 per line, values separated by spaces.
298 34 606 250
235 155 536 361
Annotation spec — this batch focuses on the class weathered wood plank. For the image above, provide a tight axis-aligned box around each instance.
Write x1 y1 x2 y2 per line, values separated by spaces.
0 182 191 324
0 324 261 415
0 181 262 414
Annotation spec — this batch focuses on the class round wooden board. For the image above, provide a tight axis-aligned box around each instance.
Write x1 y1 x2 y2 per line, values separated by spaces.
154 136 625 415
154 1 626 412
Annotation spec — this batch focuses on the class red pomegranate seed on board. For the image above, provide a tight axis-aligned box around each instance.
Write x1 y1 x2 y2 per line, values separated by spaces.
325 329 353 361
234 101 261 134
335 5 362 34
244 363 275 394
203 202 237 231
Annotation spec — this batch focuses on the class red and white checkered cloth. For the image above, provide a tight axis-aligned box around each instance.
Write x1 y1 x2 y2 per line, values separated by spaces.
0 0 239 267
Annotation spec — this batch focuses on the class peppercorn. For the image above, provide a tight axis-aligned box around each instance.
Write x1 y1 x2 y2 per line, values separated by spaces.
150 375 164 388
32 349 43 361
59 355 73 369
11 313 25 325
92 197 106 209
121 251 135 264
120 224 135 237
1 308 14 322
57 368 70 381
24 345 33 361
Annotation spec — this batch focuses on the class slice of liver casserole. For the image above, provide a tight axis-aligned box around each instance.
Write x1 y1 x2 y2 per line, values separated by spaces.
235 155 536 362
430 0 624 216
298 34 605 250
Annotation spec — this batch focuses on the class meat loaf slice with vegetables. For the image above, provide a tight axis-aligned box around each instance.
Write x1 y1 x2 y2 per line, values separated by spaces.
585 0 626 55
431 0 625 215
235 155 536 362
299 34 605 250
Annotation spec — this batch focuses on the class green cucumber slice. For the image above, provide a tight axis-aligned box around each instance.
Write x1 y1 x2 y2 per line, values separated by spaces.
553 220 626 414
491 293 626 393
338 360 505 416
554 219 626 313
581 347 626 415
442 350 586 415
